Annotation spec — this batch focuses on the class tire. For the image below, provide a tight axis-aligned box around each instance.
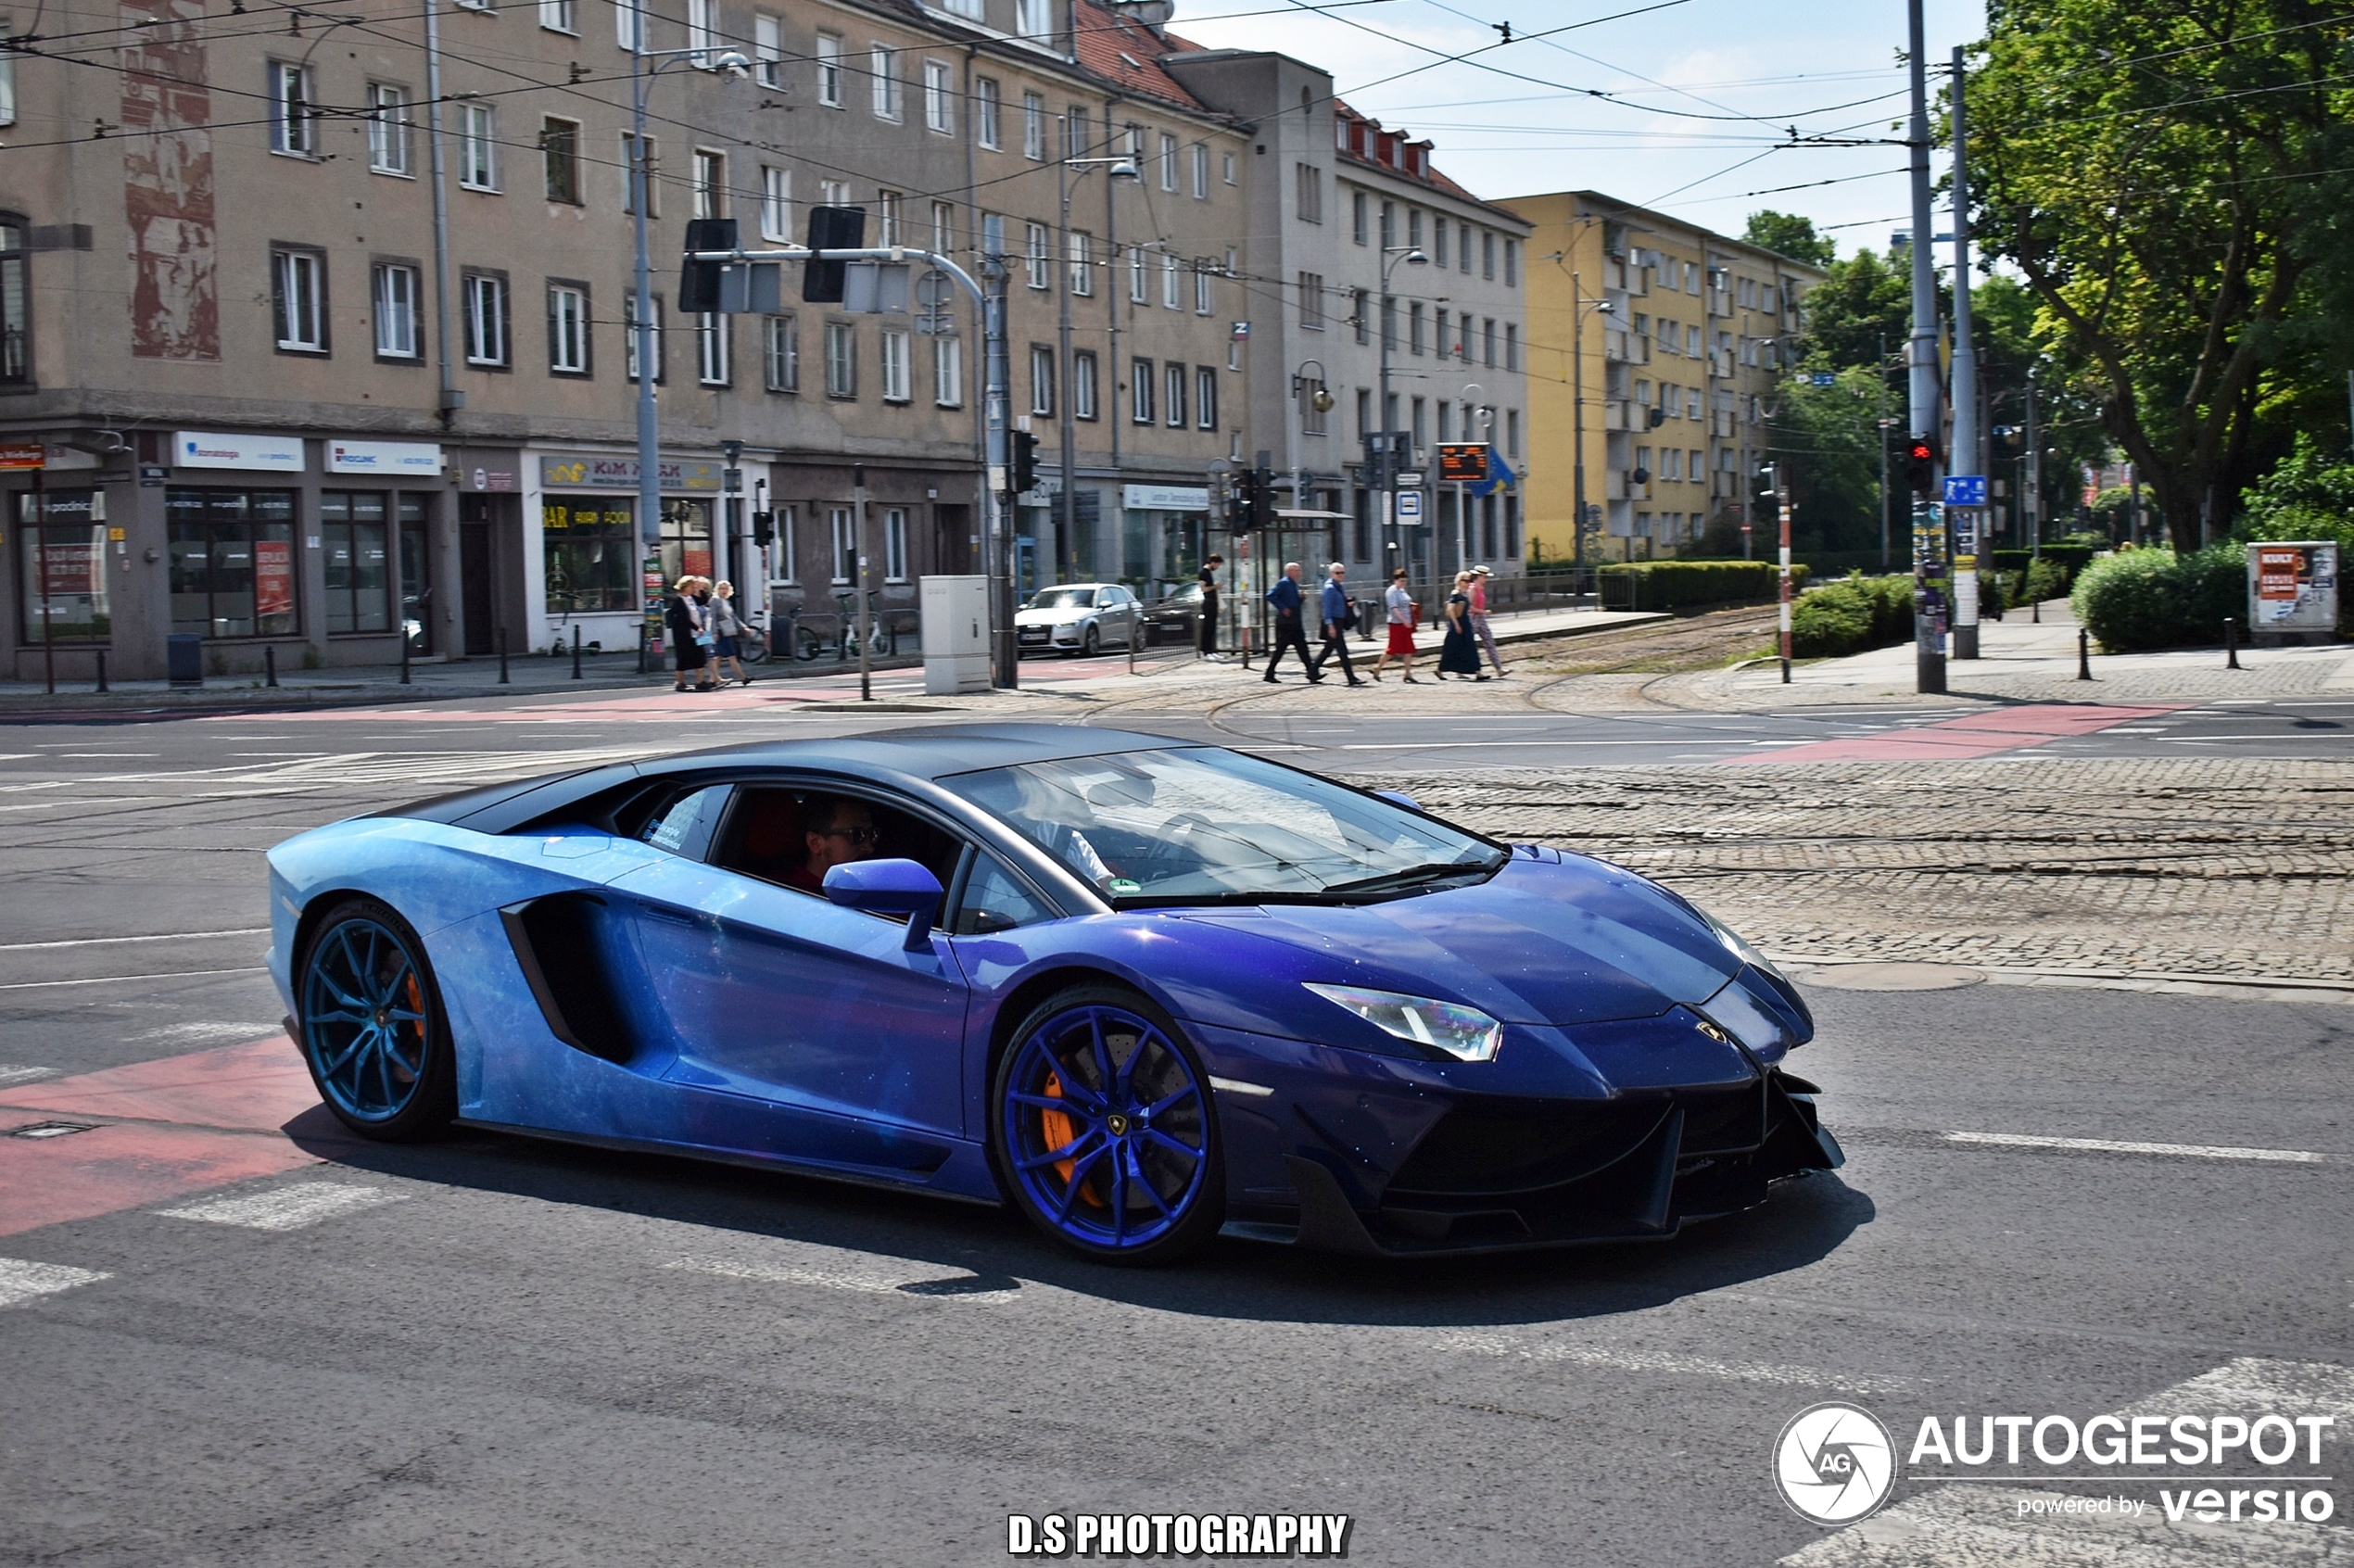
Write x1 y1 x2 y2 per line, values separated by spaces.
1081 624 1101 658
991 984 1223 1265
794 626 823 663
293 896 457 1142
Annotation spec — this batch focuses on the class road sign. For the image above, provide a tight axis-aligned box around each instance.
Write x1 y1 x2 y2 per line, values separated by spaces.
1394 491 1424 523
1943 474 1987 507
1809 372 1838 386
1394 470 1425 489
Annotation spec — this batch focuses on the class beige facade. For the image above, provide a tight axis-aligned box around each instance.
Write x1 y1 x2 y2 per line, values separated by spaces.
1502 190 1819 562
0 0 1248 678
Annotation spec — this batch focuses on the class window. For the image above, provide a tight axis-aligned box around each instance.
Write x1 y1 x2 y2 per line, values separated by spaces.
272 247 326 353
1509 411 1521 458
763 313 798 391
1131 358 1153 424
0 33 15 128
933 334 962 407
759 165 791 241
1196 367 1217 430
1690 448 1703 481
976 78 1001 148
542 498 635 613
623 291 664 383
1128 247 1147 303
1379 200 1395 248
1687 322 1701 356
876 189 902 246
1022 93 1045 159
320 491 393 633
1223 151 1236 183
870 45 901 120
1482 317 1496 367
924 60 952 133
268 62 314 156
1160 251 1178 310
955 855 1054 935
1350 287 1369 346
825 321 855 397
1380 295 1396 351
880 328 909 401
1194 263 1212 316
1296 163 1322 223
373 262 421 359
1067 107 1089 159
1352 191 1368 245
1069 231 1093 297
366 84 412 175
1408 209 1423 248
692 149 725 219
543 118 581 204
1158 133 1178 191
1024 222 1049 289
1192 143 1209 198
683 0 714 60
1434 308 1449 360
1298 272 1323 330
697 311 728 386
1503 241 1518 286
1072 350 1097 420
1460 228 1474 273
771 505 799 582
829 506 855 583
1482 230 1496 280
935 0 982 15
615 0 642 52
883 508 907 582
1411 396 1425 449
1124 122 1145 161
930 200 956 254
1029 345 1055 415
540 0 576 32
1016 0 1051 37
1504 322 1518 372
1433 217 1447 267
459 103 497 191
621 132 657 214
816 33 842 107
1409 301 1424 356
166 489 297 639
463 272 509 366
1164 362 1184 428
547 282 590 374
1660 449 1681 482
753 11 781 86
817 177 849 207
1355 387 1371 436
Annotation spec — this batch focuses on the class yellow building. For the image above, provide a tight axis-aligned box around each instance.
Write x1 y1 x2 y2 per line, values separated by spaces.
1500 191 1823 562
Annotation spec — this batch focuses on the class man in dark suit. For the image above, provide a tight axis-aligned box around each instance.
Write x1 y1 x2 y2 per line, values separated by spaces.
1262 562 1322 684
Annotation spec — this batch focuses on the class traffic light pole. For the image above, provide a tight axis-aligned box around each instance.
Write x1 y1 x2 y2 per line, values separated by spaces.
1948 44 1981 662
1904 0 1946 696
1778 470 1793 684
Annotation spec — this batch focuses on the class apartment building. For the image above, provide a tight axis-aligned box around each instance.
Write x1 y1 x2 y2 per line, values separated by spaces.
0 0 1247 680
1503 190 1821 561
1163 52 1530 579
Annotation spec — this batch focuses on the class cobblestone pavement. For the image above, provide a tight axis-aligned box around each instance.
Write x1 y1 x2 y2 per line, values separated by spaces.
1362 756 2354 988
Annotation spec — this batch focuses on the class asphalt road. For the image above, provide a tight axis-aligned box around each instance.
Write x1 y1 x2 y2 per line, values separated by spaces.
2 698 2349 1565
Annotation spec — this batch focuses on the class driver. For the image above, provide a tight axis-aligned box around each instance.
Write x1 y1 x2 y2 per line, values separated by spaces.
787 794 878 891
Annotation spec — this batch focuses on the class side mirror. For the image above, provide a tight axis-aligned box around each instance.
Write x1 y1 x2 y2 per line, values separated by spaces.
823 858 944 952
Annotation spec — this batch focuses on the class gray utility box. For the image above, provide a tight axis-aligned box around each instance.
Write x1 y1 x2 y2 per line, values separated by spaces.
2246 541 2339 645
166 633 203 688
919 575 992 695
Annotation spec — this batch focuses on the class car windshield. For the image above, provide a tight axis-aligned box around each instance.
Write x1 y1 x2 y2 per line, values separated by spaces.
1028 588 1096 610
941 747 1505 904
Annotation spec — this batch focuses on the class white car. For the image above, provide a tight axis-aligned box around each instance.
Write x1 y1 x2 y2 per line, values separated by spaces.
1015 583 1142 657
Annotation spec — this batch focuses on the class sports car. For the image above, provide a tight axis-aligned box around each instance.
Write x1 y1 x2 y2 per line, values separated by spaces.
266 725 1840 1264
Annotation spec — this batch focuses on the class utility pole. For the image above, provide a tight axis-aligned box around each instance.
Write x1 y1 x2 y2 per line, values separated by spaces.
1905 0 1946 694
2024 364 2042 622
1947 44 1982 661
1777 464 1793 683
854 464 872 702
1572 271 1588 570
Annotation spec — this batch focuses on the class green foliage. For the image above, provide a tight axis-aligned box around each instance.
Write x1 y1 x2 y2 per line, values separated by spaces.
1765 366 1886 555
2070 545 2245 651
2025 555 2069 604
1990 545 2093 594
1791 574 1917 657
1795 247 1910 373
1742 210 1835 269
1597 560 1808 611
2234 433 2354 550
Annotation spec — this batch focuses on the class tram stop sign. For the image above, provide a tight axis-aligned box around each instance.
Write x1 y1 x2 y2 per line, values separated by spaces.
1943 474 1987 507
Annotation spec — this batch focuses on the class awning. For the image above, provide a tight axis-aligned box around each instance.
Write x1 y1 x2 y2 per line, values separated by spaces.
1272 508 1350 521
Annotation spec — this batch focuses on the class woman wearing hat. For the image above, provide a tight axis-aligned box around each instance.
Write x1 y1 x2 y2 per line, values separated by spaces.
1468 564 1507 677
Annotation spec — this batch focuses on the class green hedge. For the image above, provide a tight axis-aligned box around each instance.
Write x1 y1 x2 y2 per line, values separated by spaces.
2070 544 2245 651
1791 574 1917 658
1988 545 2094 596
1598 559 1810 611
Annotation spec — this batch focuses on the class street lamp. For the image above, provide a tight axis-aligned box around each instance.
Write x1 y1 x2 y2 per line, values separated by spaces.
1376 245 1426 575
630 39 747 617
1568 278 1614 568
1054 137 1140 583
1288 357 1333 564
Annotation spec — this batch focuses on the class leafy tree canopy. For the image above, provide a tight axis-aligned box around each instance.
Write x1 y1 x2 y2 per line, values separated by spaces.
1742 209 1836 268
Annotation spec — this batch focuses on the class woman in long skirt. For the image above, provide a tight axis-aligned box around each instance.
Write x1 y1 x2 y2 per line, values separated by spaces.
1436 572 1487 680
667 576 715 691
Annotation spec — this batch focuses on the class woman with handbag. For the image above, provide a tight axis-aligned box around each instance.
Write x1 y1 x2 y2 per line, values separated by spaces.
666 576 717 692
1436 571 1487 680
708 579 755 686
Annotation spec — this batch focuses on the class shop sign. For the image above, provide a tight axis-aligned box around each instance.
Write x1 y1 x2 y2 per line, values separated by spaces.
175 431 305 473
0 442 45 469
538 454 722 492
1121 483 1209 512
327 439 444 477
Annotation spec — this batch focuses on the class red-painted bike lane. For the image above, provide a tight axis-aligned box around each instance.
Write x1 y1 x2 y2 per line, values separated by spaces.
1730 702 2187 763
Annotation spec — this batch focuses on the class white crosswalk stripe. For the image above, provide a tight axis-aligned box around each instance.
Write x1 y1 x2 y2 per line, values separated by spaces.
0 1064 59 1086
1435 1330 1906 1397
158 1182 406 1232
664 1246 1019 1303
0 1258 110 1308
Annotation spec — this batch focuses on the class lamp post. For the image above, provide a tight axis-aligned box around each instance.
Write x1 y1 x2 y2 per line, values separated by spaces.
630 38 747 618
1054 134 1140 583
1375 244 1427 578
1568 275 1615 569
1289 358 1332 563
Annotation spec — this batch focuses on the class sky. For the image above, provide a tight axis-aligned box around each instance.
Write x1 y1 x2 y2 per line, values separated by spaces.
1171 0 1990 256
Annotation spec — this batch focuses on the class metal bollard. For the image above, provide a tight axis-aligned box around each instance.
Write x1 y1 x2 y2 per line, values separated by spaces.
2076 628 2092 681
2224 616 2242 671
265 644 279 688
399 630 411 686
498 627 510 685
95 647 108 694
572 625 583 679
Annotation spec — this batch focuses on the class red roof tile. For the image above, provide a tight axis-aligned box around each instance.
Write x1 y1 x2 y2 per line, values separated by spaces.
1071 0 1216 114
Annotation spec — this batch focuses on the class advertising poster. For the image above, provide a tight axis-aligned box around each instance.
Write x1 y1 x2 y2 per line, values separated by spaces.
254 537 294 619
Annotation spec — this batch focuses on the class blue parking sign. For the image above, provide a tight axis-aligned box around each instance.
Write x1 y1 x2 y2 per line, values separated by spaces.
1943 474 1987 507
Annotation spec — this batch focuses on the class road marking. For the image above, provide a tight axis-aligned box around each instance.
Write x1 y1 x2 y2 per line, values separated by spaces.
664 1248 1020 1302
1944 1131 2331 1164
127 1021 285 1046
1335 738 1750 750
0 1258 110 1308
1434 1331 1904 1397
0 967 267 992
0 929 269 954
158 1181 405 1231
0 1065 58 1087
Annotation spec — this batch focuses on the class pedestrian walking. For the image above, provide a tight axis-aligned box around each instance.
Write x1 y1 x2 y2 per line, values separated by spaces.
708 579 755 685
1468 564 1508 677
1437 571 1487 680
1310 563 1366 686
1262 562 1323 683
666 576 716 692
1370 567 1422 682
1198 553 1223 659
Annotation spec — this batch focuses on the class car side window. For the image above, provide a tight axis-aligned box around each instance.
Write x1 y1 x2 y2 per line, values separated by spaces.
641 787 726 856
955 854 1057 935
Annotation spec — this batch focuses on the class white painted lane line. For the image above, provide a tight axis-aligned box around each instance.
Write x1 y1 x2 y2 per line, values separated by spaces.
1944 1131 2331 1164
158 1182 406 1231
0 1258 111 1308
1335 738 1751 751
0 967 267 992
0 929 269 953
2114 1356 2354 1422
0 1064 59 1086
664 1247 1019 1302
1435 1331 1905 1397
126 1021 283 1045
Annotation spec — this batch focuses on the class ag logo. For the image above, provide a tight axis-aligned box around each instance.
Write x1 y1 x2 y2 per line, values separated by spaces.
1773 1402 1897 1525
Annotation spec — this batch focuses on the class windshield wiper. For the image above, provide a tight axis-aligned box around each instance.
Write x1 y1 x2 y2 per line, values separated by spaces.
1321 854 1504 896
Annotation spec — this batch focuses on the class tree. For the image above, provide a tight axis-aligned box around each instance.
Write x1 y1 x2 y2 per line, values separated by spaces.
1763 367 1892 557
1968 0 2354 553
1790 246 1911 377
1743 209 1836 268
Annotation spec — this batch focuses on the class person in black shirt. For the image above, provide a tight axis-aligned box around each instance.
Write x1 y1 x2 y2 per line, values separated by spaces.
1197 554 1222 659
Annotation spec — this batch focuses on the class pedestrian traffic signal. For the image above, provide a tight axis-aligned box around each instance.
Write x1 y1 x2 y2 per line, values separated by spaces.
1007 429 1038 496
1905 435 1939 499
803 205 866 303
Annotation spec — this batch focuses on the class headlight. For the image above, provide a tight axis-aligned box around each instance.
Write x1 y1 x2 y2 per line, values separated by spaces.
1690 901 1787 986
1304 983 1501 1063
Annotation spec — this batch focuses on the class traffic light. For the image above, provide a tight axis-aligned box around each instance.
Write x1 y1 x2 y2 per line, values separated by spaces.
1250 466 1277 530
1007 429 1039 496
803 205 866 303
1231 466 1259 531
1905 434 1939 499
1993 424 2024 457
679 218 737 311
752 509 775 547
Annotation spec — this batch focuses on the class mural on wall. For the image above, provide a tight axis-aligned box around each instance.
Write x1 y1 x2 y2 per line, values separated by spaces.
120 0 220 360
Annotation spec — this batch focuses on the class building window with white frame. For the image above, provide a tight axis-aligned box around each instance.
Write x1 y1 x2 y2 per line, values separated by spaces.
763 313 797 391
1196 367 1217 430
1295 163 1321 223
373 262 421 359
697 311 728 386
1350 287 1369 345
1351 191 1368 246
923 60 952 134
463 272 509 366
1024 223 1048 289
366 84 411 175
547 282 589 374
1029 344 1054 415
692 149 725 219
459 103 497 191
540 0 576 32
272 248 326 352
1158 133 1177 190
614 0 643 52
883 508 907 582
1072 350 1097 421
1131 358 1153 424
878 190 902 246
1409 301 1424 356
1016 0 1051 38
931 200 955 254
772 505 799 581
1505 322 1518 372
1023 93 1045 158
933 335 962 407
1164 362 1184 428
1160 251 1178 310
880 328 910 402
753 12 781 86
976 78 1001 148
1433 217 1448 267
817 178 849 207
825 321 855 397
829 506 854 583
543 117 582 204
1194 263 1212 316
685 0 714 63
269 62 315 156
1191 144 1209 198
816 33 842 107
1067 107 1089 159
1128 247 1147 304
1069 231 1093 297
624 293 663 382
870 44 901 120
759 166 791 242
1297 272 1323 330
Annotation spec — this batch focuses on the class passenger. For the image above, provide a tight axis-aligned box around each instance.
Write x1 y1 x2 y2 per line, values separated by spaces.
787 794 879 892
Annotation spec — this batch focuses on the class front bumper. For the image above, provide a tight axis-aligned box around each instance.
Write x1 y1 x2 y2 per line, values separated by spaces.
1016 622 1083 652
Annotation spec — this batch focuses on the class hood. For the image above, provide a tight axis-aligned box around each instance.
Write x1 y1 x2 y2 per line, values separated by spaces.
1168 854 1740 1027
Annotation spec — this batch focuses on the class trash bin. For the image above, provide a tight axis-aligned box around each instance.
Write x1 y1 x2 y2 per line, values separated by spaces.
167 633 203 688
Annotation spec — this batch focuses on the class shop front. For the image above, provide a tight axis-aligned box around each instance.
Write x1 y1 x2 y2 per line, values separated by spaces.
1121 482 1209 599
531 452 722 656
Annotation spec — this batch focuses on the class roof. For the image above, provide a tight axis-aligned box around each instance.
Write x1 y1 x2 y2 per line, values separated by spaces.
1331 100 1531 230
1071 0 1221 117
647 724 1186 785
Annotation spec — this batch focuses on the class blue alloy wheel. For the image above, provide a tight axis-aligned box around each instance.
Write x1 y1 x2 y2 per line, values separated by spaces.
996 987 1221 1263
296 898 455 1141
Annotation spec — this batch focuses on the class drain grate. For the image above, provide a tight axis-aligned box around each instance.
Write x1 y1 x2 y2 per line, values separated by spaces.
6 1121 99 1139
